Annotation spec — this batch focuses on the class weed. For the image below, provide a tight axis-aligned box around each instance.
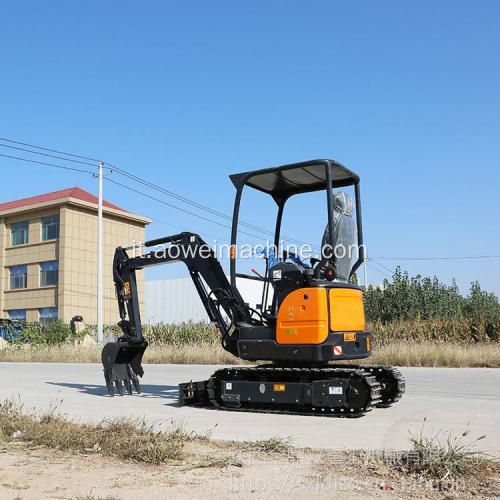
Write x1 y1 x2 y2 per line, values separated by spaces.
182 454 242 470
237 436 293 454
404 418 491 479
0 400 185 464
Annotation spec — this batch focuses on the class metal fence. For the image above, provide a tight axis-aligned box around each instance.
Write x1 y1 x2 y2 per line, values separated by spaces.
145 276 264 325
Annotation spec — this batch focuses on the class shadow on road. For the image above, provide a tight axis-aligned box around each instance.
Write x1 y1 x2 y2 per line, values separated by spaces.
46 381 179 402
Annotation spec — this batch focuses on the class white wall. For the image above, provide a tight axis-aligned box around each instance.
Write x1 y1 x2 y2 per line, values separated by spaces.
145 276 266 325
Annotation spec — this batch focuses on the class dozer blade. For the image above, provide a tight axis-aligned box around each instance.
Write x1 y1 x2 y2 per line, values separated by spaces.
101 340 148 396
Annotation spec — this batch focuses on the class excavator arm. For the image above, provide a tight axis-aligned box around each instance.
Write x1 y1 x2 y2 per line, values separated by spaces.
102 231 250 396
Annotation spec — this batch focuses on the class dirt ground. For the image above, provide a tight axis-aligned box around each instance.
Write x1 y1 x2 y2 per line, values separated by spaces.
0 441 498 500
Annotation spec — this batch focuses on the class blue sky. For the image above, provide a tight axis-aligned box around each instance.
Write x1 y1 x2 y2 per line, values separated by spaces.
1 1 499 295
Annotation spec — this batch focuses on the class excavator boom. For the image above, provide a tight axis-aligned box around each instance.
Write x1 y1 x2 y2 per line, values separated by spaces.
102 232 249 396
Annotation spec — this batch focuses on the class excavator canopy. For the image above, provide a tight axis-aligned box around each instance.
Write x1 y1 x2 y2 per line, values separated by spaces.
230 159 359 201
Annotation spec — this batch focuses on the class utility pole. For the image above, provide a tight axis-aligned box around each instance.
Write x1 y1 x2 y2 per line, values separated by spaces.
364 260 368 289
97 162 104 343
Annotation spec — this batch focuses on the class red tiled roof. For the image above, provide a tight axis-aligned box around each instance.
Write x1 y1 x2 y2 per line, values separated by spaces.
0 187 129 213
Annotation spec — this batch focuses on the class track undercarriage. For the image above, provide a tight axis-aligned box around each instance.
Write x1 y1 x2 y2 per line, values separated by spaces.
179 365 405 418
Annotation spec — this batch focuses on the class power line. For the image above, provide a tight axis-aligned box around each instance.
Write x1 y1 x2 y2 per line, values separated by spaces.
109 164 313 247
104 177 268 242
366 262 391 279
372 255 500 261
0 153 94 174
368 258 394 275
151 217 266 250
0 142 98 167
151 217 231 243
108 178 322 252
0 140 311 248
0 136 282 239
108 165 238 222
0 136 101 162
6 137 494 264
0 135 312 247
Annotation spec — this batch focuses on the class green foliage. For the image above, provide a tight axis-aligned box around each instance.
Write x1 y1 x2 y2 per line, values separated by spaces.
79 323 121 339
365 267 500 324
7 320 73 346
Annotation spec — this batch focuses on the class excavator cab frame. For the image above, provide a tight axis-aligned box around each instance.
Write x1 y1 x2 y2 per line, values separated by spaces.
229 159 365 287
228 159 365 320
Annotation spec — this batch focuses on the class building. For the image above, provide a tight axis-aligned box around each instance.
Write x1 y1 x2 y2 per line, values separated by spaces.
0 187 150 324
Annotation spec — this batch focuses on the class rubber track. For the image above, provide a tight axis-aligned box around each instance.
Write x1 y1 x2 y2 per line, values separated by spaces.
335 364 406 408
206 366 382 418
362 365 405 408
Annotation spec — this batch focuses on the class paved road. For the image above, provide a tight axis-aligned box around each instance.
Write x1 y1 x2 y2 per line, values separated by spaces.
1 363 499 455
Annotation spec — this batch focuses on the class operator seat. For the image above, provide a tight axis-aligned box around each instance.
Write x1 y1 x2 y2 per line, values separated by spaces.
321 191 355 281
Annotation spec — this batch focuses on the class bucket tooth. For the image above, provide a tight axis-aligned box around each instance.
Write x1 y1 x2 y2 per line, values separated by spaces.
130 369 141 393
104 370 115 397
124 379 132 395
115 379 124 396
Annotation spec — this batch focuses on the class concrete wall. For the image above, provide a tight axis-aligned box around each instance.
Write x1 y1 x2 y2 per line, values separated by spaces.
57 205 146 324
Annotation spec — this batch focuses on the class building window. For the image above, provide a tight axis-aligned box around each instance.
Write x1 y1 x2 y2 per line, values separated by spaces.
39 307 58 323
40 261 59 286
41 215 60 241
11 221 29 246
8 309 26 321
10 265 27 289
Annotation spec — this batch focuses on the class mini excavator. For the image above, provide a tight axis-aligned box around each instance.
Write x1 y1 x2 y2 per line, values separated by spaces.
101 160 405 417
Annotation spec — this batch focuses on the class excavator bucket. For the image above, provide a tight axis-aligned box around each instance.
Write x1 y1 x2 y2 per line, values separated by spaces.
101 339 148 396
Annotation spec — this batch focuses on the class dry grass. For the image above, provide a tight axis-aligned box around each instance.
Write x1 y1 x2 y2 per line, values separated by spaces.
0 400 249 473
142 342 242 365
180 454 243 471
0 342 243 365
367 340 500 368
75 496 121 500
405 419 490 479
237 436 293 454
0 400 185 464
0 344 103 363
1 340 499 367
1 400 498 498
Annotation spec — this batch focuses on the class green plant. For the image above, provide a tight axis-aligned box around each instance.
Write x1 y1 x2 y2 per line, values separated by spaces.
364 267 500 342
9 320 72 346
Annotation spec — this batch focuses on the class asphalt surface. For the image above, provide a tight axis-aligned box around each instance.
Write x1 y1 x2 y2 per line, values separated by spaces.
1 363 499 455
